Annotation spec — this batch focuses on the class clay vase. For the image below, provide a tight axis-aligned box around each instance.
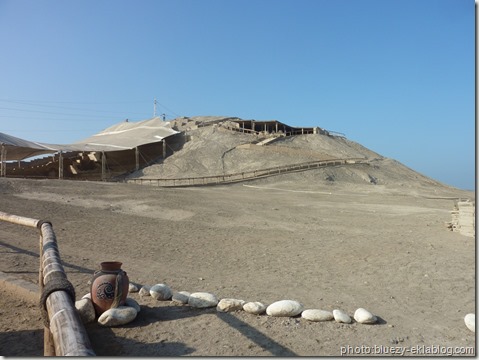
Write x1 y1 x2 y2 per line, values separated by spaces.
90 261 129 316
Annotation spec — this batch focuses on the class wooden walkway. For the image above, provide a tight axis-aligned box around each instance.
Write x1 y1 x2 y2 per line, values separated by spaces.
125 157 369 187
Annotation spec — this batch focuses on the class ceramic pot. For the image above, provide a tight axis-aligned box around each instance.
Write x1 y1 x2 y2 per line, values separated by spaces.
90 261 129 316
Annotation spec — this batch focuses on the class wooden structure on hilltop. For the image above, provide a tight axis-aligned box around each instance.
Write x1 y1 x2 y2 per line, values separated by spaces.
228 119 329 136
0 116 334 181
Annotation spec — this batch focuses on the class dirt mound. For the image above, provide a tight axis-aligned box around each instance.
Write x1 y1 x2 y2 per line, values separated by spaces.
127 119 459 193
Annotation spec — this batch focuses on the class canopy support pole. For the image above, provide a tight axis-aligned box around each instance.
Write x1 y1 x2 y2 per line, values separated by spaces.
58 151 63 179
0 144 6 177
101 151 106 181
135 147 140 171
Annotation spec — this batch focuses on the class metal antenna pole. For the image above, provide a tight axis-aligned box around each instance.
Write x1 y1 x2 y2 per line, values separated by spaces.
154 98 157 117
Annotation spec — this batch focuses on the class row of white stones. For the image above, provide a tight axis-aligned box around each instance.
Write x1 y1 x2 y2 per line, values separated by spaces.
76 282 475 332
143 283 475 332
142 283 377 324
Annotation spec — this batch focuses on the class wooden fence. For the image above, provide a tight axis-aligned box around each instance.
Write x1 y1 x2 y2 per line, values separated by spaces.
0 212 95 356
126 157 368 187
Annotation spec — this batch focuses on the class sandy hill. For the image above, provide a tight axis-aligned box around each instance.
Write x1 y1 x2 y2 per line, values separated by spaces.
127 116 468 196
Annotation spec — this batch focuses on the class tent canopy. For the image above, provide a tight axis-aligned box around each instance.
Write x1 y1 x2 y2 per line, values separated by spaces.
0 117 179 161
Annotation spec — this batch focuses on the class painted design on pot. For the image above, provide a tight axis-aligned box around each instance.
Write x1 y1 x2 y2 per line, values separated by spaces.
96 282 115 300
90 261 129 316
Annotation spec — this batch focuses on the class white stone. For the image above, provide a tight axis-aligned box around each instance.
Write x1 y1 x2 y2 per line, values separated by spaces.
125 297 141 313
301 309 334 322
128 283 140 293
354 308 377 324
98 306 138 326
464 313 475 333
243 301 267 315
150 284 172 300
139 286 151 297
81 292 91 300
333 309 352 324
188 292 219 308
172 291 191 304
266 300 304 317
217 298 245 312
75 298 96 323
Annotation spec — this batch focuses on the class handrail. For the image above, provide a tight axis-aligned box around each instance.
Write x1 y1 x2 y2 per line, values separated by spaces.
0 212 95 356
126 157 368 187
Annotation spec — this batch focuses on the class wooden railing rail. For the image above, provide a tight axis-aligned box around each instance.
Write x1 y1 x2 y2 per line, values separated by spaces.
0 211 95 356
126 157 368 187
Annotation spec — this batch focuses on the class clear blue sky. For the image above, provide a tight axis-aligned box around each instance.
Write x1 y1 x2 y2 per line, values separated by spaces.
0 0 475 190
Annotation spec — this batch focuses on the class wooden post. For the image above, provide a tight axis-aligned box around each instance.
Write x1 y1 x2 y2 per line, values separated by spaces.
101 151 106 181
41 222 95 356
44 326 56 356
58 151 63 179
1 144 6 177
135 147 140 171
39 233 56 356
0 213 95 356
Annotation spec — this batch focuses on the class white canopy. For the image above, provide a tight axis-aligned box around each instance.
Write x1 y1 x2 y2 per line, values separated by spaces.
0 117 179 161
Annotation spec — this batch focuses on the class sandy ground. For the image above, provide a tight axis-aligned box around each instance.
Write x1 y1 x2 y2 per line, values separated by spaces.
0 176 475 356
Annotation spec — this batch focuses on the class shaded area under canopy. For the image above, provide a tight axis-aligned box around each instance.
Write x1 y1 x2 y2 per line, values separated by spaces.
0 117 179 161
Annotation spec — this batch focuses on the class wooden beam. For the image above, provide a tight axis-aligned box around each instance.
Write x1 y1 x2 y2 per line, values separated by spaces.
0 213 95 356
101 151 106 181
0 211 39 228
40 222 95 356
0 144 6 177
135 147 140 171
58 151 64 179
44 326 56 356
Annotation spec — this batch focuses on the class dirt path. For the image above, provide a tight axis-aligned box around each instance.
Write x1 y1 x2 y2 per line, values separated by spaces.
0 178 475 356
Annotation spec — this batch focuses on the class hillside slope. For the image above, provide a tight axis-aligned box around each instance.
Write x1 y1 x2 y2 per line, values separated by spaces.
127 117 469 195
